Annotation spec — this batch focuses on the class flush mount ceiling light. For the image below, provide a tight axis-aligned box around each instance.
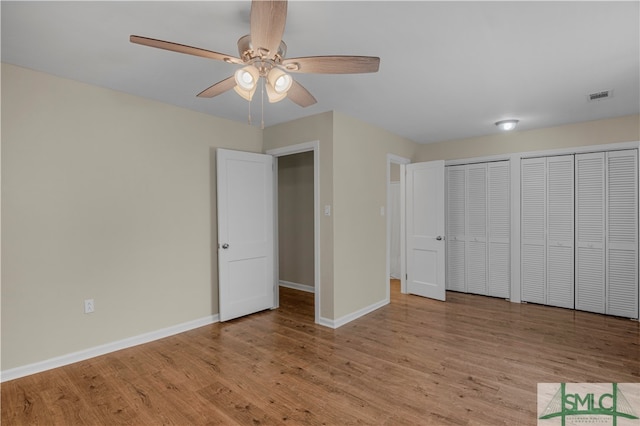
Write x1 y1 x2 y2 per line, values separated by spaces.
495 119 519 131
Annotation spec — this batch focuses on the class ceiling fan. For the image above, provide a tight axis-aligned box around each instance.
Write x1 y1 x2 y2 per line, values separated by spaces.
130 0 380 108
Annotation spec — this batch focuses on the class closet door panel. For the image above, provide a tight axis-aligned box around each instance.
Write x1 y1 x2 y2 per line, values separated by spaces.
606 150 638 318
575 153 605 314
522 245 545 303
447 240 466 292
488 161 510 298
488 242 510 298
466 164 487 295
576 248 605 313
467 241 487 294
546 155 574 309
547 246 574 308
446 166 466 291
521 158 546 304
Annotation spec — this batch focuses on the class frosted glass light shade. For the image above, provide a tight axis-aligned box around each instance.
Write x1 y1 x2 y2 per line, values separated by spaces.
266 68 292 103
495 119 519 131
234 66 259 100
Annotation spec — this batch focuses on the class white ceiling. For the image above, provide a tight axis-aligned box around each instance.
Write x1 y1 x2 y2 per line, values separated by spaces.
2 1 639 144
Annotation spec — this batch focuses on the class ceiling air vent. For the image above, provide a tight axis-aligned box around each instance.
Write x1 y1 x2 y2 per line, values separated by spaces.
588 90 613 102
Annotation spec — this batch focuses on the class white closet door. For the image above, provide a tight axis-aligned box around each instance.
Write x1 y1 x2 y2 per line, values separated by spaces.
606 150 638 318
466 163 487 295
521 158 547 304
487 161 510 298
575 152 605 314
446 166 466 292
546 155 575 309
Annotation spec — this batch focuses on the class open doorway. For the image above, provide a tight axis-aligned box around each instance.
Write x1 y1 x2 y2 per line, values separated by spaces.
386 154 410 300
268 141 320 323
277 151 314 291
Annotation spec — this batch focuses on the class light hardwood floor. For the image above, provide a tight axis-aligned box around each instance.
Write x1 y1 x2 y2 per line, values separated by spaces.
2 280 639 425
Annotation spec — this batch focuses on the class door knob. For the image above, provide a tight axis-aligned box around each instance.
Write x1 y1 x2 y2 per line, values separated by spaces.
436 236 443 241
221 243 229 249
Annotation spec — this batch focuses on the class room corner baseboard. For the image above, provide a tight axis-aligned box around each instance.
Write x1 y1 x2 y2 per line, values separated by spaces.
279 280 315 293
1 314 219 383
318 298 390 329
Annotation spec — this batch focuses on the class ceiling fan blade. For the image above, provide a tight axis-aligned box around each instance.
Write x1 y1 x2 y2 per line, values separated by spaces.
281 56 380 74
250 0 287 59
287 80 317 108
197 76 237 98
130 35 243 64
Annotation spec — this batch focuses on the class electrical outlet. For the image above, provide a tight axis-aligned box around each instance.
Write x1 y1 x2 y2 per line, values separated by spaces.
84 299 94 314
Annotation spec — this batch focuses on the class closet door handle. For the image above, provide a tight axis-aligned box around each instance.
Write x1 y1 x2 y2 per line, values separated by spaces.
221 243 229 249
436 236 443 241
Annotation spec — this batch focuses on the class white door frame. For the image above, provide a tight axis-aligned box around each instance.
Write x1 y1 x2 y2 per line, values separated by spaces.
266 141 320 324
387 154 411 296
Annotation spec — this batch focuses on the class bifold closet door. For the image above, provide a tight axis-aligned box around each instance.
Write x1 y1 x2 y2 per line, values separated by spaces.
546 156 574 309
576 150 638 318
606 150 638 318
575 152 605 314
487 161 510 298
466 163 488 295
521 155 574 308
521 158 546 304
446 166 466 292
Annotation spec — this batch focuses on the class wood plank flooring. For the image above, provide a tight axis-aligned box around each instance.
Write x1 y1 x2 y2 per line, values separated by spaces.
2 280 639 425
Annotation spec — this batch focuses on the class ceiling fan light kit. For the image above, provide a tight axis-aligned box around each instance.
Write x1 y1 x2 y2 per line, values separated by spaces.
129 0 380 115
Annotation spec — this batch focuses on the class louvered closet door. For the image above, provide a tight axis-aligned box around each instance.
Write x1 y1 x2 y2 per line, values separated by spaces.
487 161 510 298
606 150 638 318
446 166 466 292
546 155 575 309
521 158 546 304
575 152 605 314
466 163 488 295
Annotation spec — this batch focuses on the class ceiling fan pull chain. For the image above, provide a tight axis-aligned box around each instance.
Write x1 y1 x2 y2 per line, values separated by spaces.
261 78 265 130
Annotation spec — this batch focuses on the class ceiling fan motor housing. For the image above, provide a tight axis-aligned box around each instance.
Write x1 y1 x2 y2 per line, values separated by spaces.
237 34 287 63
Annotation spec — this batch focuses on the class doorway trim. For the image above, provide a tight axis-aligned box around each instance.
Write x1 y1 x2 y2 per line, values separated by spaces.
267 141 320 324
387 154 411 299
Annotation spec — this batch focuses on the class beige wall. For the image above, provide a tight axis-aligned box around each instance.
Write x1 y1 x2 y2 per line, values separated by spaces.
332 112 416 319
262 111 334 319
4 61 637 373
1 64 262 370
415 114 640 161
278 151 314 287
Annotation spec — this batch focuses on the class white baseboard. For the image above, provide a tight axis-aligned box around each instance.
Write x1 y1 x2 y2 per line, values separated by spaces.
319 298 389 329
1 314 219 383
279 280 315 293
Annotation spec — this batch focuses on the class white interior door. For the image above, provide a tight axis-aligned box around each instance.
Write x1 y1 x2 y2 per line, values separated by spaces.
217 148 275 321
406 161 446 300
